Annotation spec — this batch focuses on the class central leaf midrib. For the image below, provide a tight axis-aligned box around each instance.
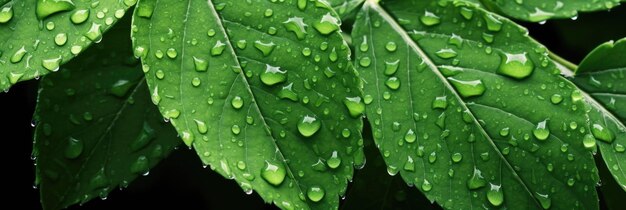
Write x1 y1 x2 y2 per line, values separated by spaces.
205 0 310 206
364 1 540 207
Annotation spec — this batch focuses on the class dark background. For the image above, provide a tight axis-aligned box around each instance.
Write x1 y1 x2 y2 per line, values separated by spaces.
2 5 626 210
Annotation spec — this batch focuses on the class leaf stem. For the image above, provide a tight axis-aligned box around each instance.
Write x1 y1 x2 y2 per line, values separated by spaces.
548 51 578 71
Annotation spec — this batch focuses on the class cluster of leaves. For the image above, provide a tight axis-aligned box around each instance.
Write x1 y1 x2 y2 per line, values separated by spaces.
1 0 625 209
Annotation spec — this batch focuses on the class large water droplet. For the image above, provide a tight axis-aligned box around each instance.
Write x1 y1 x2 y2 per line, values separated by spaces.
313 12 339 35
131 122 155 151
497 52 534 79
254 41 276 56
343 96 365 117
36 0 76 20
591 123 614 143
533 119 550 141
535 192 551 209
64 137 83 159
283 17 307 39
420 11 440 26
447 77 486 98
231 96 244 109
327 151 341 169
260 64 287 86
582 134 596 149
211 41 226 56
130 156 150 174
0 5 13 23
261 160 286 186
298 115 321 137
467 167 486 189
487 183 504 206
70 9 89 24
422 179 432 191
307 185 325 202
278 83 298 101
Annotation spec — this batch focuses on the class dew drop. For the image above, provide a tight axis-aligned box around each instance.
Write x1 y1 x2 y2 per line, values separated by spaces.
497 52 534 79
260 64 287 86
64 137 83 159
261 160 286 186
297 115 321 137
36 0 76 20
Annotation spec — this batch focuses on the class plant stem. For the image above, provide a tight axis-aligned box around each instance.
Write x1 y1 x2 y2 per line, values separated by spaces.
548 51 578 71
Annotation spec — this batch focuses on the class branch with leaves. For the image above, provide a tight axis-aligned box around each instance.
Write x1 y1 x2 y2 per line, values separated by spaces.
1 0 625 209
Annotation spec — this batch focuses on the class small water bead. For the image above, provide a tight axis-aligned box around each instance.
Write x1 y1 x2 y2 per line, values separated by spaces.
354 53 371 66
307 186 325 202
64 137 83 159
254 41 276 56
447 77 486 98
420 11 440 26
194 120 208 134
385 42 397 52
211 41 226 56
70 45 82 55
385 77 400 90
0 5 13 23
327 151 341 169
483 13 503 32
231 96 244 109
36 0 76 20
260 64 287 86
166 48 177 58
137 2 154 18
421 179 432 191
129 156 150 175
404 156 415 171
155 70 165 79
448 33 463 48
231 125 240 135
550 94 563 104
497 52 535 79
193 56 208 71
313 12 339 35
533 119 550 141
451 153 462 163
10 46 27 63
535 192 552 209
278 83 298 101
85 23 103 43
404 129 416 143
343 96 365 117
582 134 596 149
615 144 625 153
459 7 474 20
191 77 201 87
236 40 247 49
487 183 504 206
432 96 447 109
467 167 486 189
435 48 457 59
283 17 307 40
42 56 62 71
384 60 400 75
297 115 321 137
591 123 614 143
261 160 286 186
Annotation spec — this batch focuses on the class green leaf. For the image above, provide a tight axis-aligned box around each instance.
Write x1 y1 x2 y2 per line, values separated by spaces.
131 0 364 209
33 18 179 210
326 0 365 17
341 133 438 210
571 37 626 191
480 0 624 22
353 0 599 209
0 0 137 91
